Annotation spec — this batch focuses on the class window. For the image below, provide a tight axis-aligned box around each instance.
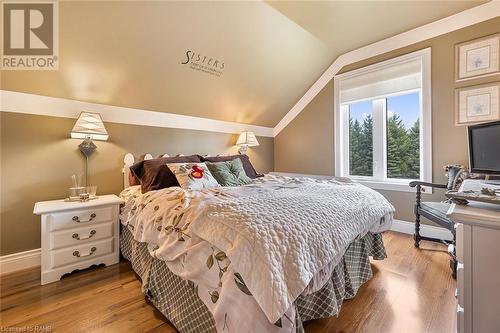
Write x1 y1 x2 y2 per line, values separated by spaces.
386 92 420 180
334 49 431 192
346 92 420 180
348 100 373 177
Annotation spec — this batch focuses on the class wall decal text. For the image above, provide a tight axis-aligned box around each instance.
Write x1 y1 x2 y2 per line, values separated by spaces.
181 50 225 77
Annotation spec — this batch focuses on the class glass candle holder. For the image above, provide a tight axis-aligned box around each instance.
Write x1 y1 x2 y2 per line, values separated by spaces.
69 187 86 199
86 185 97 198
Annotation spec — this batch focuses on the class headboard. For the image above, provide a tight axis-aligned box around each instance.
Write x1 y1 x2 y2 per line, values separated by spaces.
123 153 170 188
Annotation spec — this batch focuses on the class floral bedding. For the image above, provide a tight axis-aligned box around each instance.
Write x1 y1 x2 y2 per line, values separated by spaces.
120 174 394 333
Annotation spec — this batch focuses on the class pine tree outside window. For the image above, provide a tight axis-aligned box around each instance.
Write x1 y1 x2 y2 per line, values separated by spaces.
348 100 373 177
335 49 432 192
386 92 420 180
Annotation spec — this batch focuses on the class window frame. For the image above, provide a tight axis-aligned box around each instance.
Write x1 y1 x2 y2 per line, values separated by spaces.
334 48 432 192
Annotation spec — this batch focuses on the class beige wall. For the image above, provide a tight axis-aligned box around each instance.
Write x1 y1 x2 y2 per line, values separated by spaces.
274 81 334 176
275 17 500 224
0 112 273 255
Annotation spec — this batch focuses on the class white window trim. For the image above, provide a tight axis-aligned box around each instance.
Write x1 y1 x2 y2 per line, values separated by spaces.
334 48 432 193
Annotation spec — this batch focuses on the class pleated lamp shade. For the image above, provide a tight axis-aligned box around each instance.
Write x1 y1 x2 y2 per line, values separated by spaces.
236 131 259 147
70 112 109 141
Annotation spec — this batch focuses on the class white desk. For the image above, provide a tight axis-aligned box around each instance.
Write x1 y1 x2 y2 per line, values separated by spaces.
447 180 500 333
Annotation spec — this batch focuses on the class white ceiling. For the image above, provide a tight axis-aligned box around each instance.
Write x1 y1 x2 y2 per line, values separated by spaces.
1 1 488 128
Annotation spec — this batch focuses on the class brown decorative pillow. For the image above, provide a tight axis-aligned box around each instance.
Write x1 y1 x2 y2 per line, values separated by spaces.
130 155 202 193
201 154 259 179
128 171 140 186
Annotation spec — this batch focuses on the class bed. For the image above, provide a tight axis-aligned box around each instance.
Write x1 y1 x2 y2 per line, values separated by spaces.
119 153 394 333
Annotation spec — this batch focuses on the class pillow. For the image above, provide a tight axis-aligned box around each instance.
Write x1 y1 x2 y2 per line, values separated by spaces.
130 155 202 193
167 162 220 190
206 158 253 186
201 154 259 179
128 171 140 186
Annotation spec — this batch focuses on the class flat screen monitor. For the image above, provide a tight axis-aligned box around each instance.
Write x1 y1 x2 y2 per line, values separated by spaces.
468 120 500 175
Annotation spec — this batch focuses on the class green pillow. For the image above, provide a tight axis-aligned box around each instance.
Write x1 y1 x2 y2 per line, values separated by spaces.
206 158 253 186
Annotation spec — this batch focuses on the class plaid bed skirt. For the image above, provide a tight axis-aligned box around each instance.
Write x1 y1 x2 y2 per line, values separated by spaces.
120 226 386 333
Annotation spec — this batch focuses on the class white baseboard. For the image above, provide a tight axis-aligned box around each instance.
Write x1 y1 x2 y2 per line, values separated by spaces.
391 219 453 241
0 248 41 275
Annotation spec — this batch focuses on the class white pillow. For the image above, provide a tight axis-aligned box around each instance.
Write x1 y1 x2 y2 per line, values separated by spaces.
167 162 220 190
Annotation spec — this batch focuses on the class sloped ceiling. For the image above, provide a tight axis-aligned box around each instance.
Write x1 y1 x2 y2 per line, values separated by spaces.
1 1 486 127
267 0 488 59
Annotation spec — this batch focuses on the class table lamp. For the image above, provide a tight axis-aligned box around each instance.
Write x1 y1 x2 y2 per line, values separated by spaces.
70 112 108 186
236 131 259 154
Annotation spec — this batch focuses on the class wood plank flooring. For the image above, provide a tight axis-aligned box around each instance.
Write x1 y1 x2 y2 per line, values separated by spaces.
0 231 456 333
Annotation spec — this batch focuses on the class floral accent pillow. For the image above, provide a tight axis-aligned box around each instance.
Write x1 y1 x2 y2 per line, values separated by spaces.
167 162 220 190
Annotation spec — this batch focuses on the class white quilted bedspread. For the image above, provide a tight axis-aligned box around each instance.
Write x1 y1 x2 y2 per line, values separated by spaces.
190 176 394 323
121 175 394 332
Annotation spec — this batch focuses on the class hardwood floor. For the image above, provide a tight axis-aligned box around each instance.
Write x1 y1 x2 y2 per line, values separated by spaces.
0 231 456 333
303 232 457 333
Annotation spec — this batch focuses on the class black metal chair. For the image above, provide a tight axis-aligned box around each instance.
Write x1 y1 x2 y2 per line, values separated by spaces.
409 166 465 278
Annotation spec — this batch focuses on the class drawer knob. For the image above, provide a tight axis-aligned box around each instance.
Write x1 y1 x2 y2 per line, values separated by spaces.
72 213 96 223
72 230 96 240
73 247 97 258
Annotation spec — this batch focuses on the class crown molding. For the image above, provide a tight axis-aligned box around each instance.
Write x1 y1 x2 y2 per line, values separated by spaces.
273 1 500 136
0 90 274 137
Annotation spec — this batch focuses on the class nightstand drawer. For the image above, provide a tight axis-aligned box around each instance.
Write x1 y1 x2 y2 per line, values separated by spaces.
49 238 114 268
50 222 114 250
50 206 114 231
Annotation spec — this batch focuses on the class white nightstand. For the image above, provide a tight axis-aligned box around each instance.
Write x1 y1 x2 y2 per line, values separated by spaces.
33 195 124 285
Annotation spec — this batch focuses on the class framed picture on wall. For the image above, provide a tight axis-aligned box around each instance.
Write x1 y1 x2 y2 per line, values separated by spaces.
455 82 500 126
456 33 500 81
